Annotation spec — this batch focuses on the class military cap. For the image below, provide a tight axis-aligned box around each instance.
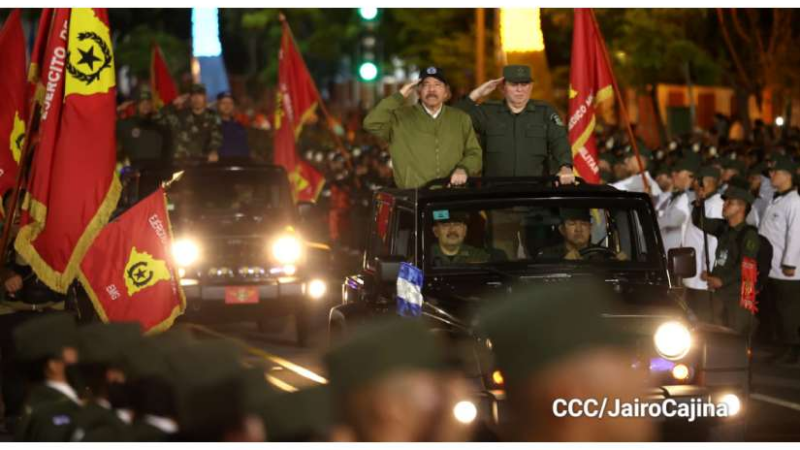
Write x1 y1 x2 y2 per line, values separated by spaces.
77 322 142 366
325 318 445 398
258 385 333 441
216 90 233 101
503 65 532 84
747 162 768 178
599 152 618 165
432 209 470 224
653 165 671 178
169 340 245 436
673 158 700 174
135 89 153 101
722 185 755 205
479 279 627 388
189 83 207 95
623 146 654 160
13 313 78 361
698 166 721 181
721 157 746 174
771 155 798 173
559 208 592 223
419 66 448 86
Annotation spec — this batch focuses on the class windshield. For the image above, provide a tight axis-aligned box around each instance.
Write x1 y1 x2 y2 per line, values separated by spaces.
168 169 293 216
422 198 660 272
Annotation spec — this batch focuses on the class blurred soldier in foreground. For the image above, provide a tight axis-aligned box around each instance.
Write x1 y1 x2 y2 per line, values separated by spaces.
455 65 574 184
363 67 482 188
116 89 169 170
156 83 222 162
325 318 475 441
12 314 81 441
69 323 141 441
480 281 654 441
692 182 761 336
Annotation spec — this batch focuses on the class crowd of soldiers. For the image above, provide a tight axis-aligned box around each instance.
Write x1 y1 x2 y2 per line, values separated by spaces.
1 277 654 442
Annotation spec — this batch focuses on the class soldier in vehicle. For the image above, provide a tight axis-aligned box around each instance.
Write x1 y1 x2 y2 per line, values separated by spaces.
430 212 491 266
537 208 628 261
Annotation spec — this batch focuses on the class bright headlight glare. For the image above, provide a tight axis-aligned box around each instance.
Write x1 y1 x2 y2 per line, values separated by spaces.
654 321 692 360
308 279 327 299
272 235 303 265
453 400 477 424
172 239 200 267
718 393 741 416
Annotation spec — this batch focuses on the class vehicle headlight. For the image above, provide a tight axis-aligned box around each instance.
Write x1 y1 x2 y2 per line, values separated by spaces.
271 235 303 265
654 321 692 360
453 400 477 424
307 279 327 300
172 239 200 267
717 393 741 416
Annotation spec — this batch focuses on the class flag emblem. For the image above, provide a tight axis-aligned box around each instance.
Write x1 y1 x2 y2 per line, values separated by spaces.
124 246 171 296
10 111 25 163
396 262 424 317
65 9 115 96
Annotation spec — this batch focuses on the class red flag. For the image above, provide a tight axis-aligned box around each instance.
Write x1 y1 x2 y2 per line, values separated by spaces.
15 8 121 293
568 9 615 184
274 19 326 202
78 188 185 333
740 257 758 314
0 9 27 209
27 9 54 107
150 42 177 109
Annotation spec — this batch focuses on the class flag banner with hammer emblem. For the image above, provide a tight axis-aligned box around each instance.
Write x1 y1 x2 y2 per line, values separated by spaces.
0 9 27 215
78 187 185 334
15 8 122 293
568 9 615 184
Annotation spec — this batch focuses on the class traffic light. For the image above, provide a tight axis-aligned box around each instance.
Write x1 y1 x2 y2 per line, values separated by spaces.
357 8 380 82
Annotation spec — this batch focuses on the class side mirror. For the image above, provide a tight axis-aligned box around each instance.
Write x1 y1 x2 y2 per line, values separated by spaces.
375 255 406 283
668 247 697 279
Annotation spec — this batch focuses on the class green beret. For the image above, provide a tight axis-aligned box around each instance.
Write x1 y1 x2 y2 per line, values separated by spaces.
698 166 721 181
259 385 333 441
479 280 627 388
13 313 78 361
189 83 207 95
771 155 798 173
325 318 445 399
559 208 591 223
503 65 532 83
78 322 142 366
722 186 755 205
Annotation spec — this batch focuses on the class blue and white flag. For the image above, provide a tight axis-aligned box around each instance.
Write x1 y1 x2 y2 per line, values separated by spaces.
397 262 424 317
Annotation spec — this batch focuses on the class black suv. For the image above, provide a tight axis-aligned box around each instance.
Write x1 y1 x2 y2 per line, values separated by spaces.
328 177 749 440
128 161 331 345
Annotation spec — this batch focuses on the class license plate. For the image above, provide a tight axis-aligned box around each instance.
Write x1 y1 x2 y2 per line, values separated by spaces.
224 286 259 305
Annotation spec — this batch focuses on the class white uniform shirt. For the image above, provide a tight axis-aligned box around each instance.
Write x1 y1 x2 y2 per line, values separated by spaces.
658 191 692 253
612 171 663 198
683 192 724 290
758 189 800 280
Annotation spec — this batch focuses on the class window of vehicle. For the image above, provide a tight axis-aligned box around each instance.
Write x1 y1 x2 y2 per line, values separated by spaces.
392 208 415 261
168 169 293 215
365 194 394 269
421 198 660 271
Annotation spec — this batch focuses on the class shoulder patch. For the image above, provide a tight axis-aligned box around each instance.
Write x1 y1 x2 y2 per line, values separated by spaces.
550 112 564 127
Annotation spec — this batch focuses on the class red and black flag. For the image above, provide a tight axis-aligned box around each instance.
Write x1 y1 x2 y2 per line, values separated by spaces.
274 18 326 203
568 9 615 184
79 188 185 333
15 8 121 293
0 9 27 212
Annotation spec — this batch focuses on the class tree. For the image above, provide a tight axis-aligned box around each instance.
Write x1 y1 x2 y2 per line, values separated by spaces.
114 24 190 81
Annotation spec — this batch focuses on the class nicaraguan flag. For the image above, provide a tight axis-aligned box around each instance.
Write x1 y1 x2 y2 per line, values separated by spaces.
397 263 423 317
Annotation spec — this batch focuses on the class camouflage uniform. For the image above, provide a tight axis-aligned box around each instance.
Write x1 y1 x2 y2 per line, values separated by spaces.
154 85 222 160
430 244 490 266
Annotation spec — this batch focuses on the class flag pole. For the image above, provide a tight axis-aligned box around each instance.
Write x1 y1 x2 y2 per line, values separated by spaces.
279 14 352 169
588 10 650 192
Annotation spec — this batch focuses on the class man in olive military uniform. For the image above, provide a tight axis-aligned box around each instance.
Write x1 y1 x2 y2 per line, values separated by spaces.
12 314 82 441
363 67 482 188
692 181 761 337
479 280 654 441
116 89 170 170
537 208 627 261
155 83 223 162
69 323 141 442
455 65 574 184
430 212 491 266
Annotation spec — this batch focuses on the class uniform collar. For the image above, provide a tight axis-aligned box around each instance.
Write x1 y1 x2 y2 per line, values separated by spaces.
773 187 796 200
502 99 535 114
421 103 444 119
671 190 685 200
45 380 81 405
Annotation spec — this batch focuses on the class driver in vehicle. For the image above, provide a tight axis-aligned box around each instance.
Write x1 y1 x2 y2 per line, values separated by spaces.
538 208 628 261
430 212 491 266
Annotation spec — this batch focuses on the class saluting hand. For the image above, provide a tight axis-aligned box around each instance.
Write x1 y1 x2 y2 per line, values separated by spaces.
399 79 421 98
468 78 504 102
